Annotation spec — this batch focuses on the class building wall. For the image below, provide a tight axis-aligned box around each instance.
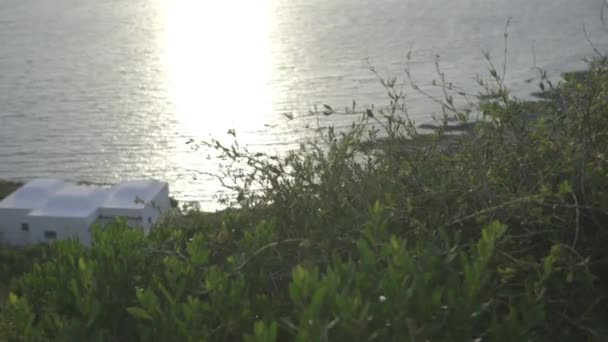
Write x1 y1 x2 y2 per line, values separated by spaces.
156 184 171 213
98 184 170 235
144 185 171 233
0 209 33 246
28 216 96 246
96 215 145 232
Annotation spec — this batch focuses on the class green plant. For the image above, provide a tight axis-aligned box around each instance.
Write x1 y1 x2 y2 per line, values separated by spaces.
2 49 608 341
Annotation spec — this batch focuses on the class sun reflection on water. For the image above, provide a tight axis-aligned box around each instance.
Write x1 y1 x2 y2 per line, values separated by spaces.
158 0 277 210
161 0 275 135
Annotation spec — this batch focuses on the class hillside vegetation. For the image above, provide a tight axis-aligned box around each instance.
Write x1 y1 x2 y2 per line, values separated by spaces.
0 181 21 200
1 54 608 341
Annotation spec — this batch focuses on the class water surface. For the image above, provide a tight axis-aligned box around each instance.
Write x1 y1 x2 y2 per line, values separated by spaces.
1 0 607 210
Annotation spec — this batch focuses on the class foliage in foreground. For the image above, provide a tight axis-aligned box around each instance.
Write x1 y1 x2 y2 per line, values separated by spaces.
2 55 608 341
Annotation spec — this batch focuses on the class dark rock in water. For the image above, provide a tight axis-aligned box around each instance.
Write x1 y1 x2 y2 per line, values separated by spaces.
418 122 477 132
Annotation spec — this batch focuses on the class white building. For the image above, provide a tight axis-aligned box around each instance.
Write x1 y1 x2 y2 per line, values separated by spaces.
0 178 170 246
99 180 170 236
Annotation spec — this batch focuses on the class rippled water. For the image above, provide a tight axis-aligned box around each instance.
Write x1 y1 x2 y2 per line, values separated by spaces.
1 0 607 210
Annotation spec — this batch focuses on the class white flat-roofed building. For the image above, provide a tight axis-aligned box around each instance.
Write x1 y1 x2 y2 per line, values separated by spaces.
99 180 170 235
0 178 170 246
0 178 67 245
27 184 111 246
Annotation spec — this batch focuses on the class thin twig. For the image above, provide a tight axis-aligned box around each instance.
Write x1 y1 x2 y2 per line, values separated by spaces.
498 250 537 267
559 312 600 338
541 201 608 214
501 17 512 88
571 192 581 249
583 25 604 58
603 0 608 30
236 238 305 272
146 247 189 262
444 196 538 227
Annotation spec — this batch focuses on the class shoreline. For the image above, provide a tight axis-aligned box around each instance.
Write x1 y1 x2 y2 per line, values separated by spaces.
0 69 582 209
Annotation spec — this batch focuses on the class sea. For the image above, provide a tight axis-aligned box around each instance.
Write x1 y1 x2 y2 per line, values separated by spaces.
1 0 607 211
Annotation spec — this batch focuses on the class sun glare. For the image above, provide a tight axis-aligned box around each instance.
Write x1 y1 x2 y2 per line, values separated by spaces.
161 0 275 135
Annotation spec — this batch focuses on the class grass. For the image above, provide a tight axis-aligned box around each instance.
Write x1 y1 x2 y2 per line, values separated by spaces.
0 180 20 201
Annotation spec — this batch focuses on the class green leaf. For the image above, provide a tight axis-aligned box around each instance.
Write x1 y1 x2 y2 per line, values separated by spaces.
126 307 153 321
78 257 86 271
8 292 19 305
187 234 210 266
558 180 572 194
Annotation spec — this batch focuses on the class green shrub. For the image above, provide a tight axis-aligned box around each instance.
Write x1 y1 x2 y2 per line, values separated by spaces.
2 54 608 340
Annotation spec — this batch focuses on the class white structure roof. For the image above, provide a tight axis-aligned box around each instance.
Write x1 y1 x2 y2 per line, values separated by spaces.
0 178 66 209
29 184 111 217
103 180 167 209
0 178 168 216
